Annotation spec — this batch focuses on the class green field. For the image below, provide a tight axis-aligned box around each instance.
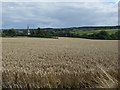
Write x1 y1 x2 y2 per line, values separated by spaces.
72 29 119 35
106 30 119 35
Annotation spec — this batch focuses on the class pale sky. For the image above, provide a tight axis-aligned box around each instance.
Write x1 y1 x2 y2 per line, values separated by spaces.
1 0 119 29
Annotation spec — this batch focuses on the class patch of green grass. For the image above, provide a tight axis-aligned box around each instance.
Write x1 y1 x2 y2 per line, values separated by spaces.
72 30 119 35
72 30 98 35
106 30 118 35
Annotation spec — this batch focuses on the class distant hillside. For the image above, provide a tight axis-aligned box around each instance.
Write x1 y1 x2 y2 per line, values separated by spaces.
40 26 120 31
2 25 120 31
1 25 120 40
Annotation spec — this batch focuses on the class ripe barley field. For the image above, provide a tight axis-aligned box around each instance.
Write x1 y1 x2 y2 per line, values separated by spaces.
2 37 119 88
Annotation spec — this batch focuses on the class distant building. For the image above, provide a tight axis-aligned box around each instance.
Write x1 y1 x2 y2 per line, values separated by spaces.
27 26 30 35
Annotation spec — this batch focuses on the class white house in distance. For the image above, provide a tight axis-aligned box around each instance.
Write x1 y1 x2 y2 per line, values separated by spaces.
27 26 31 35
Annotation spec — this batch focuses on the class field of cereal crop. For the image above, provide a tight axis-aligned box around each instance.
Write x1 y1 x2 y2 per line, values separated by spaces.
2 37 118 88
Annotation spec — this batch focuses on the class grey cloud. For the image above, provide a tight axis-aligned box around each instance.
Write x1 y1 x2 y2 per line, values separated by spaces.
2 2 117 29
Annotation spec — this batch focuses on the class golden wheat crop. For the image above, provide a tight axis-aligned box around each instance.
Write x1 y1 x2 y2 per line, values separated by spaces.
2 37 118 88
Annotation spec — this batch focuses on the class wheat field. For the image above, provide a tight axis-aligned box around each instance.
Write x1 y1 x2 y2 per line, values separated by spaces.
2 37 118 88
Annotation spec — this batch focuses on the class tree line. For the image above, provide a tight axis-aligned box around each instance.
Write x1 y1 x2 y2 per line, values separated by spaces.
2 28 55 38
80 31 120 40
2 28 120 40
54 30 120 40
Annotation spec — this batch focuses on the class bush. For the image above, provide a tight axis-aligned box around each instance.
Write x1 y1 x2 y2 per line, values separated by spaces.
96 31 110 40
30 29 53 38
108 31 120 40
2 29 17 37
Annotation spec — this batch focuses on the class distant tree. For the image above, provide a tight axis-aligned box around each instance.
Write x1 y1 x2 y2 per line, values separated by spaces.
117 30 120 40
2 29 17 37
37 27 41 30
97 31 110 40
30 28 53 38
112 30 120 40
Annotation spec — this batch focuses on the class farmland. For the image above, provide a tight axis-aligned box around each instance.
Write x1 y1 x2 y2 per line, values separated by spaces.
2 37 118 88
71 29 119 35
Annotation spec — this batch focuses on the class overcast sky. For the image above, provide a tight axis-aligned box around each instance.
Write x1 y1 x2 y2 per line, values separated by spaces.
1 0 118 29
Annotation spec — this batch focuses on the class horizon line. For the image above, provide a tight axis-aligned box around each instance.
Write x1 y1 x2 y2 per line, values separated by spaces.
1 25 119 29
